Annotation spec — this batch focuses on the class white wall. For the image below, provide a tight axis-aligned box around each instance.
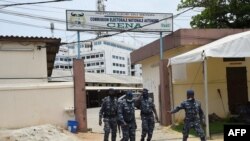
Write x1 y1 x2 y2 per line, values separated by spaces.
0 42 47 84
0 82 75 129
141 55 161 115
172 57 250 121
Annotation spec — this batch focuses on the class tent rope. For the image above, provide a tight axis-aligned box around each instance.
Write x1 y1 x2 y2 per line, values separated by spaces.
190 62 203 89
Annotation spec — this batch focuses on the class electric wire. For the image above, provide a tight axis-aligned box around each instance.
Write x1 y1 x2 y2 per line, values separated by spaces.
0 0 72 8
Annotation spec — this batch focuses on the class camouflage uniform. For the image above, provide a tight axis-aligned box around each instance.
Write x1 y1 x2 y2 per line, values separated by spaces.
118 98 136 141
139 97 156 141
171 98 206 141
99 96 118 141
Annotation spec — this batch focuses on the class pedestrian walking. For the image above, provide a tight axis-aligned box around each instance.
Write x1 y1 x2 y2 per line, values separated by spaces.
169 89 206 141
118 90 137 141
99 88 118 141
139 88 159 141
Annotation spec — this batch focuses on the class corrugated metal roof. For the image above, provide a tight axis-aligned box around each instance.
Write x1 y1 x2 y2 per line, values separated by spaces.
0 35 60 40
50 69 142 84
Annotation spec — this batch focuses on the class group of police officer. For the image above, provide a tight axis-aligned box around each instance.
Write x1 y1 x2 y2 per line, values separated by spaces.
99 88 206 141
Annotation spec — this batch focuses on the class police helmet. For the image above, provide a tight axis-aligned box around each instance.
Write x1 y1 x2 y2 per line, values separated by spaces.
186 89 194 96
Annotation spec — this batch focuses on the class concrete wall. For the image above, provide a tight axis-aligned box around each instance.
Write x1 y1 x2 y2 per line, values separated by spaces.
0 82 74 129
140 45 199 116
172 58 250 122
0 41 47 84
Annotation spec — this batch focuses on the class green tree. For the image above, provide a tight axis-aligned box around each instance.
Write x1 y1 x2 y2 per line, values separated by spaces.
178 0 250 28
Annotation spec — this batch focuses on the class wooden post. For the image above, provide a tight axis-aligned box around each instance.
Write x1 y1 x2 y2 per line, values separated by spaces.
73 59 87 132
159 59 171 125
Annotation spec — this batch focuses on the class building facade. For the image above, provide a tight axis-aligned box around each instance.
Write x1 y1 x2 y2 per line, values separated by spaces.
130 29 250 125
54 39 142 76
0 36 75 129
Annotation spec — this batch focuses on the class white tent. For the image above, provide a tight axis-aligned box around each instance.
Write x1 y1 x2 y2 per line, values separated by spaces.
168 30 250 138
169 30 250 65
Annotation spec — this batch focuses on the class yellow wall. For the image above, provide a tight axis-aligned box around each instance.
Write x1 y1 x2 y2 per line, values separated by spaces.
0 82 74 129
139 45 199 116
139 45 250 122
0 41 47 84
172 57 250 121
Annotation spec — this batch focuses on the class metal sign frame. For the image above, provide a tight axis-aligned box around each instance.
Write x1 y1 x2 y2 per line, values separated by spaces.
66 10 173 32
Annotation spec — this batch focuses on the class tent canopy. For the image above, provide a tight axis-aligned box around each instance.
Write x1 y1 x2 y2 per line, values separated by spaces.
169 31 250 65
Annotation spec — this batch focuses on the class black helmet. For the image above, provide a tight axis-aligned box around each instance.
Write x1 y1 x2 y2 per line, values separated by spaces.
186 89 194 96
126 90 133 102
142 88 148 93
109 88 115 94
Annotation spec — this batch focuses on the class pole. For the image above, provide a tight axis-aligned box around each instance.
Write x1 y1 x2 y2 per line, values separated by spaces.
77 31 81 59
203 59 210 139
160 32 163 60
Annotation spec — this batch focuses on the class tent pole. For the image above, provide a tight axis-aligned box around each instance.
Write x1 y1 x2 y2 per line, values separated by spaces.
160 32 163 60
203 59 210 139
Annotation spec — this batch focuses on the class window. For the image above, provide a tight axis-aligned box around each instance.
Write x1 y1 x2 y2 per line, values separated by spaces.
96 62 100 65
100 54 103 57
69 66 72 69
113 63 115 66
60 58 63 61
115 56 118 59
55 66 59 68
91 63 95 66
82 57 85 59
131 72 135 76
123 71 125 74
101 69 104 73
112 55 115 59
116 63 118 66
131 65 135 69
119 64 122 67
113 70 116 73
60 66 64 68
55 57 59 61
87 63 90 67
86 56 90 59
119 57 122 60
223 58 245 62
120 71 122 74
91 55 95 58
96 54 99 58
64 58 68 61
65 66 69 69
123 64 125 67
101 62 104 65
97 70 100 73
68 58 72 61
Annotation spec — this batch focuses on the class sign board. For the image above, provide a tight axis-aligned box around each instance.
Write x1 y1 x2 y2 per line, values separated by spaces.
66 10 173 32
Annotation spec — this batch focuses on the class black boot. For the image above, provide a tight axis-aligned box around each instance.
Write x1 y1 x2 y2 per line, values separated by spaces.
183 136 188 141
200 136 206 141
140 138 144 141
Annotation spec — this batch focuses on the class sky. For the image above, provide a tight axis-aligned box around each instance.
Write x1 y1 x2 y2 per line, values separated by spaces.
0 0 199 48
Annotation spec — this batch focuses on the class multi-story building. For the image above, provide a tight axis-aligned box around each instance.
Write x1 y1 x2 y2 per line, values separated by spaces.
54 38 142 76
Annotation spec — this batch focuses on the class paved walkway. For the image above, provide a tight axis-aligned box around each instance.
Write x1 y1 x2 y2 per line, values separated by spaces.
79 108 223 141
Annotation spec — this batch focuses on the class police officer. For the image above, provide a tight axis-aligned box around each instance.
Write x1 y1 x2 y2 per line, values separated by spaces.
99 88 118 141
169 89 206 141
118 90 137 141
139 88 159 141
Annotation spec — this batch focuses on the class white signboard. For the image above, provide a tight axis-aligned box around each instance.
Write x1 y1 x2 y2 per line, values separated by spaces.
66 10 173 32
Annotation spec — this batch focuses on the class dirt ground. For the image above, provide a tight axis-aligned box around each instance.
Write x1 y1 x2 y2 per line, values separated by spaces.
75 128 223 141
75 108 223 141
75 132 103 141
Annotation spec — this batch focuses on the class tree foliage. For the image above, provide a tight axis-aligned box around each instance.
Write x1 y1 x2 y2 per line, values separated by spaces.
178 0 250 28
